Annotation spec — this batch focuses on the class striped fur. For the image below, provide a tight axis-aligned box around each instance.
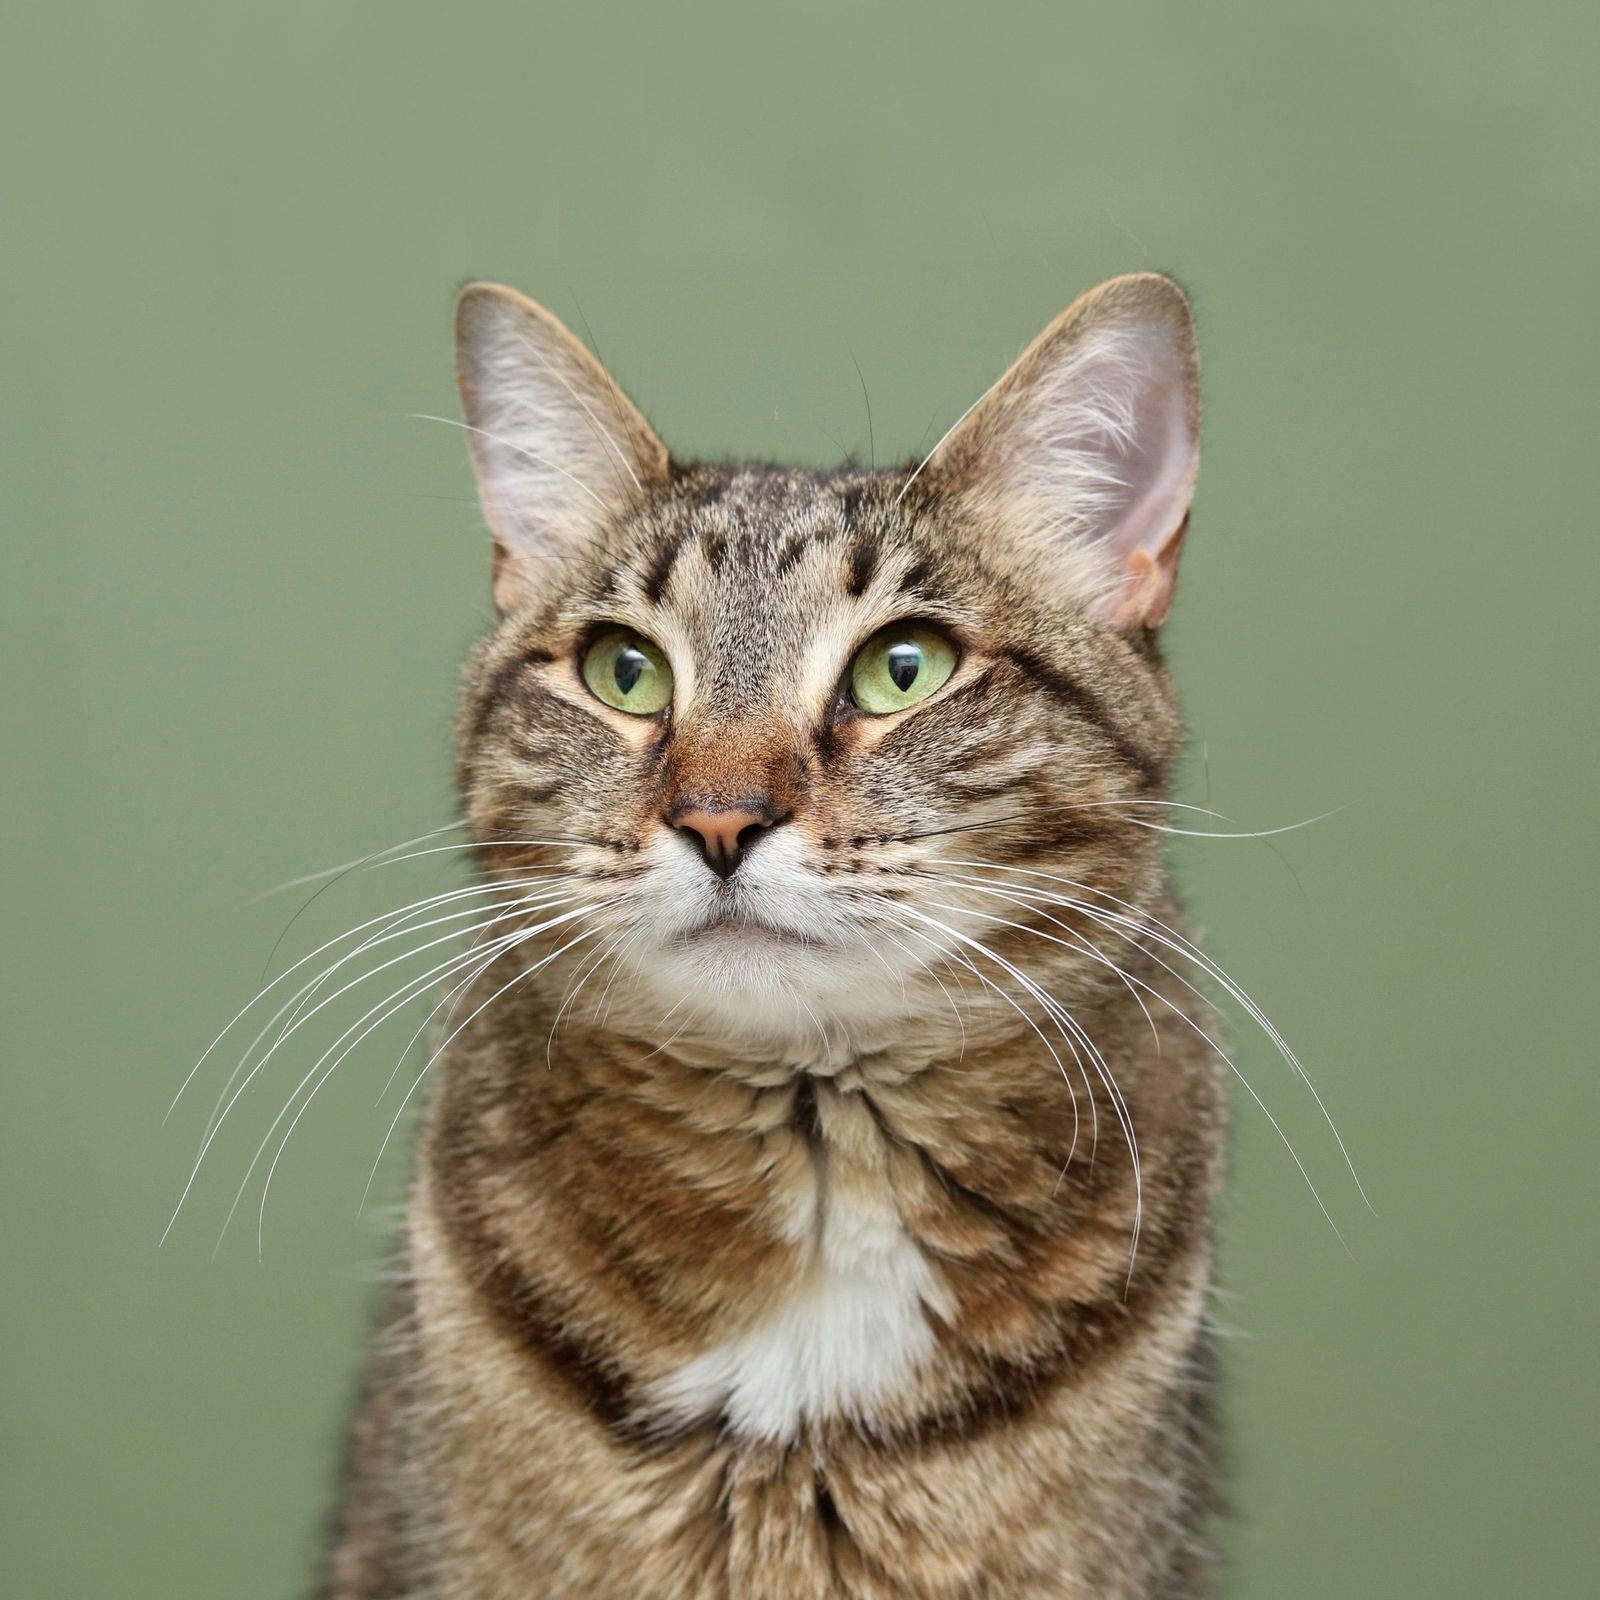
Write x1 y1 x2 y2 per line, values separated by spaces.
319 275 1224 1598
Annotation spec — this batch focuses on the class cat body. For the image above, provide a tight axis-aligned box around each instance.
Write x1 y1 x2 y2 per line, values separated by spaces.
321 275 1224 1598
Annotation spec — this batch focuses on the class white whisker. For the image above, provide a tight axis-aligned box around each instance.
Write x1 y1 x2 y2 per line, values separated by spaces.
895 388 990 505
195 879 573 1143
941 859 1368 1220
223 921 545 1257
516 337 644 495
545 925 634 1067
233 900 615 1256
865 898 1086 1191
164 886 579 1244
1121 807 1342 840
191 889 536 1158
591 927 649 1030
870 925 969 1058
928 870 1351 1237
167 874 559 1127
892 901 1143 1278
358 914 616 1220
251 822 467 899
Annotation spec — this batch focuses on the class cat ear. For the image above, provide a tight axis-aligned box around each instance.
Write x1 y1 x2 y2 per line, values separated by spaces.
454 283 670 613
923 273 1199 629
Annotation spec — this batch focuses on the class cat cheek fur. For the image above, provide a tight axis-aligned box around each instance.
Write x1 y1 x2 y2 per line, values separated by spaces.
319 275 1226 1600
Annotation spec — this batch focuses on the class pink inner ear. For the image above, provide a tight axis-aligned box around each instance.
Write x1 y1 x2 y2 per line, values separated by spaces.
1061 328 1198 628
1100 350 1203 624
922 285 1200 630
1120 512 1190 628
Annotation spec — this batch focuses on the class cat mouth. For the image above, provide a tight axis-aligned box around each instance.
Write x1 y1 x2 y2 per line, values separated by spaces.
674 909 823 948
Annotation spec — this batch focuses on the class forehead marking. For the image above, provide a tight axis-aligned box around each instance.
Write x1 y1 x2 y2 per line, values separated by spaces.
642 531 685 604
845 538 879 597
775 533 810 575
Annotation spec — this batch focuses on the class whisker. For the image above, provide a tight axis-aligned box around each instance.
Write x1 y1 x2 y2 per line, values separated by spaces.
254 818 595 988
892 901 1143 1278
928 870 1353 1254
357 914 617 1222
941 859 1369 1216
896 796 1329 846
790 984 833 1057
864 898 1085 1189
237 900 617 1256
192 878 572 1141
868 926 969 1058
849 350 876 471
168 875 558 1125
856 924 912 1011
521 341 644 496
253 821 466 898
372 907 540 1105
259 879 565 1062
164 887 579 1243
1121 808 1342 840
591 927 650 1029
254 821 480 983
932 877 1167 1053
545 925 634 1067
221 921 543 1256
895 386 990 505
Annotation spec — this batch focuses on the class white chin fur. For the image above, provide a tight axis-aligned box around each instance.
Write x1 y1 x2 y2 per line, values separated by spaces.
620 830 932 1041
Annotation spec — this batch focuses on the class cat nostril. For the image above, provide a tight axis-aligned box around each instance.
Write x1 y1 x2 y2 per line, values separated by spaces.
672 806 778 880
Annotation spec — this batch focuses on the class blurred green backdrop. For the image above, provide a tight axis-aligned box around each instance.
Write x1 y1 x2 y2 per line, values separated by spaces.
4 3 1595 1595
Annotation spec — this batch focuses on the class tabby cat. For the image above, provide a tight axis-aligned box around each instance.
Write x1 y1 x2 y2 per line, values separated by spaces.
319 272 1224 1598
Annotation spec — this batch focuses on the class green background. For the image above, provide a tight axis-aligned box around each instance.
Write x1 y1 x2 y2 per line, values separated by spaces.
4 3 1595 1595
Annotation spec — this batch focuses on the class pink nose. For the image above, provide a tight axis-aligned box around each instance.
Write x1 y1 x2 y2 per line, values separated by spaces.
672 806 775 880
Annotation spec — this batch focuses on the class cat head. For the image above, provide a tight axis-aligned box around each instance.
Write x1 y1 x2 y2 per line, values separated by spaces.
453 276 1198 1052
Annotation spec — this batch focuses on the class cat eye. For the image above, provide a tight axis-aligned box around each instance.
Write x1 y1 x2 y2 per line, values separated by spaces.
580 629 674 715
847 623 958 715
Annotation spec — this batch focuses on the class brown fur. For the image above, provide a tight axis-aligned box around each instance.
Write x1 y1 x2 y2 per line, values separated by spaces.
317 275 1225 1598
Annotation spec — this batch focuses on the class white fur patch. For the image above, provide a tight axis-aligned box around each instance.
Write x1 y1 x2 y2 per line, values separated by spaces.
645 1183 943 1441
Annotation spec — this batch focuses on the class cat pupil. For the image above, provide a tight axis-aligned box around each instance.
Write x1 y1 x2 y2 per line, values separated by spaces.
886 641 922 692
613 646 646 695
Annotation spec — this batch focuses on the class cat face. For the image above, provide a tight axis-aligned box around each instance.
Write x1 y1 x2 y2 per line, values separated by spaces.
454 278 1197 1048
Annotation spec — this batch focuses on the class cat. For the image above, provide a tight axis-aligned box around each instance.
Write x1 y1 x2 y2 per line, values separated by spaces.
317 272 1225 1599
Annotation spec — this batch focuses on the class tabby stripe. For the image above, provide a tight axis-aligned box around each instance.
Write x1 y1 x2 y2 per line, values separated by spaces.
1004 646 1165 787
810 717 846 767
845 538 879 597
700 528 728 569
889 1246 1197 1453
432 1189 671 1451
774 533 810 575
641 532 685 603
469 651 554 741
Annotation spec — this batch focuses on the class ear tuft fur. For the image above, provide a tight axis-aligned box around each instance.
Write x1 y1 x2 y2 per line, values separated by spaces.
454 284 669 613
925 274 1200 628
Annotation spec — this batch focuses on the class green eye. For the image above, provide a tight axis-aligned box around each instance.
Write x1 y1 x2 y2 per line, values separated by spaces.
581 629 674 715
848 624 958 715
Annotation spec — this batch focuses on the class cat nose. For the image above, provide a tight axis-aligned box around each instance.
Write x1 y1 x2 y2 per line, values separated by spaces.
671 805 779 880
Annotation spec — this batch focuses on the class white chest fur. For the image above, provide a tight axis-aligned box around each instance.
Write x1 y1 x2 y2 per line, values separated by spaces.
644 1160 944 1442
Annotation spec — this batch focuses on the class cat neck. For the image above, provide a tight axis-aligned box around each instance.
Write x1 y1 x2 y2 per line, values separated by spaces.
415 955 1220 1466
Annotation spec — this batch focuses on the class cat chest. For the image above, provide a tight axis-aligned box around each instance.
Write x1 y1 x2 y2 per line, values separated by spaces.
642 1167 947 1442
